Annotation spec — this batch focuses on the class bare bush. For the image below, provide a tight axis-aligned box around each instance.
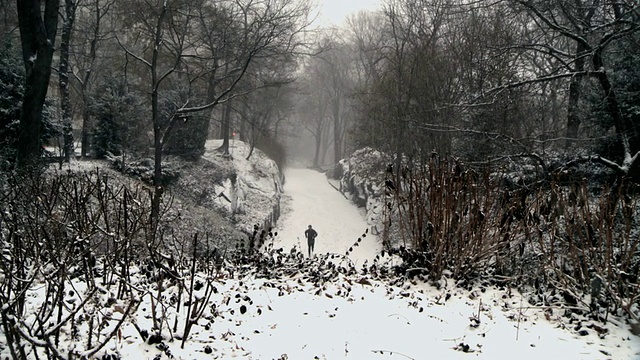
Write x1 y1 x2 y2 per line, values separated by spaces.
0 163 261 358
385 156 508 279
531 180 640 318
385 156 640 318
0 169 155 358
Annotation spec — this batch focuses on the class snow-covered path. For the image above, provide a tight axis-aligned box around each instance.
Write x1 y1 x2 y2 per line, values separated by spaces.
274 168 380 265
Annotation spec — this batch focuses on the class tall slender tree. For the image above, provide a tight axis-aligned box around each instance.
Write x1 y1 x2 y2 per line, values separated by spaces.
72 0 115 158
16 0 60 168
58 0 79 162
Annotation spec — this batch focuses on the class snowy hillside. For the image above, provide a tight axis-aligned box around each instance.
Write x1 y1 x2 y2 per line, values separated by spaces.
196 139 283 233
45 139 284 236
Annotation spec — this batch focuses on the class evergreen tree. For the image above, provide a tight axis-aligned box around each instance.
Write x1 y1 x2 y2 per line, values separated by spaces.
162 87 208 159
0 40 23 165
90 77 148 159
0 39 57 168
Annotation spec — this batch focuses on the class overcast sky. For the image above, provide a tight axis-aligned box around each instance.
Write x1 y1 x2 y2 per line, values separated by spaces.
315 0 382 26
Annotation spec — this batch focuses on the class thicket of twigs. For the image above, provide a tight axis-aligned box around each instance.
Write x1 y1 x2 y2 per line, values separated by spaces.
385 155 640 320
0 167 380 359
0 168 248 359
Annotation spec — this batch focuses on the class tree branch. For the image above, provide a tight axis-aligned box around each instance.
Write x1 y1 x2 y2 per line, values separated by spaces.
115 35 152 68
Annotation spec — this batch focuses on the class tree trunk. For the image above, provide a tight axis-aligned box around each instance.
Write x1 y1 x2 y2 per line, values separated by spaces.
313 122 322 168
16 0 60 168
246 114 257 160
80 0 103 158
150 2 168 235
394 94 404 194
239 100 247 142
59 0 77 162
565 41 585 148
332 97 342 177
151 93 163 235
218 99 232 155
593 49 637 155
81 98 91 157
320 121 331 166
204 71 218 145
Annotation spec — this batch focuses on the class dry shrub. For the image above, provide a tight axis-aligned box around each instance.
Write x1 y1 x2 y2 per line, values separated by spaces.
0 166 251 358
386 156 640 315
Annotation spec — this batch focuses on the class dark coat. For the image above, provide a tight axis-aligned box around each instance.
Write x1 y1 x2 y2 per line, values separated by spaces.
305 228 317 242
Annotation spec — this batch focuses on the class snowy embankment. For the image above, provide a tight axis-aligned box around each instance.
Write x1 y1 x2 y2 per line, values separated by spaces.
45 139 283 235
332 148 390 237
200 139 283 233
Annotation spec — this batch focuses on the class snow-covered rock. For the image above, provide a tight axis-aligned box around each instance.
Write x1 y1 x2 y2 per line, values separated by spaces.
201 140 283 233
332 148 392 236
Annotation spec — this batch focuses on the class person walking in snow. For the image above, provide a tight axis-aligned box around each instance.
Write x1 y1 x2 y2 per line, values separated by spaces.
304 225 318 257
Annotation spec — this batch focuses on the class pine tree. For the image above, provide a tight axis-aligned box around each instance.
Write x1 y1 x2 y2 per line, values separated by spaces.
90 77 147 159
0 39 57 168
0 40 23 165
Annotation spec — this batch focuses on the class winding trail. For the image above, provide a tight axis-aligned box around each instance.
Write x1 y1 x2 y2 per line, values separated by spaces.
274 168 380 266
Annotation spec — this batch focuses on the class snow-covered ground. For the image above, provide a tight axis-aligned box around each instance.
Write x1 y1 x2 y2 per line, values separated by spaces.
124 275 640 359
250 167 640 360
3 165 640 360
274 168 380 265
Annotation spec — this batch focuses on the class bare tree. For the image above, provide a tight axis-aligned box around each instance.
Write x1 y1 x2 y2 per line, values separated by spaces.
239 63 295 160
505 0 640 175
347 10 386 89
187 0 313 156
374 0 448 186
15 0 60 168
312 36 357 176
346 11 392 151
116 0 311 226
347 0 560 163
114 0 197 228
58 0 80 162
72 0 115 158
190 2 240 155
297 59 332 167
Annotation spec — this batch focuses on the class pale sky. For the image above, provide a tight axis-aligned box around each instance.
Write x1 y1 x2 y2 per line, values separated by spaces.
315 0 382 26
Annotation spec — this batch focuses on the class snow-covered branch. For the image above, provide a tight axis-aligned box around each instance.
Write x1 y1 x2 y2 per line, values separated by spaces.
487 70 603 93
114 35 152 68
81 298 139 359
517 0 592 50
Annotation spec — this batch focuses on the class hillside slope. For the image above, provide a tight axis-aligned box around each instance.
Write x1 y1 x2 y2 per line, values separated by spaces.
170 139 283 235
